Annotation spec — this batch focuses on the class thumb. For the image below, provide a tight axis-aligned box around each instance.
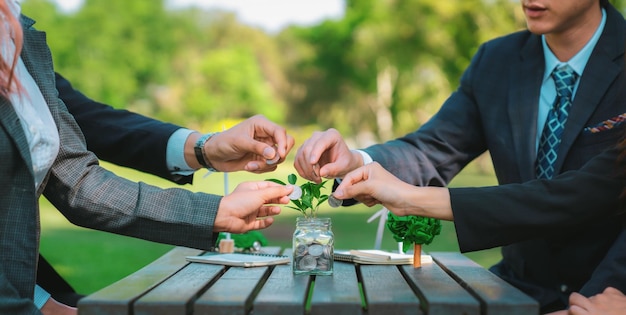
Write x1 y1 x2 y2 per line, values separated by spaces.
319 161 347 178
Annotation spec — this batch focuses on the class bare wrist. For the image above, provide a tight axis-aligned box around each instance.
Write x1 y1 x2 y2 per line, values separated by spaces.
413 187 453 221
41 298 76 315
184 132 202 169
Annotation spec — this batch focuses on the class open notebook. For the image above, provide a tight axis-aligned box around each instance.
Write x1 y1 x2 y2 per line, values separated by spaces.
334 249 432 265
186 252 290 267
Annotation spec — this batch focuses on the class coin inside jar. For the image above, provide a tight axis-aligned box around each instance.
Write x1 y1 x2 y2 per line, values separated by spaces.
328 194 343 208
316 257 329 271
298 255 317 270
295 244 308 256
308 244 324 256
287 184 302 200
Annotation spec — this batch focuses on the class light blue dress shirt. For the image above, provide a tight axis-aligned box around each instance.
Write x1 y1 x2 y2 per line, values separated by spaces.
33 285 51 309
166 128 196 175
535 8 606 151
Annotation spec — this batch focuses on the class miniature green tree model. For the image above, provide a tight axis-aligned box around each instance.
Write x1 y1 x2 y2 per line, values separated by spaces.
386 213 441 267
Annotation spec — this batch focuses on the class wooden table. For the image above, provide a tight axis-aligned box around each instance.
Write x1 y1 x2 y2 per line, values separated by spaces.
78 247 539 315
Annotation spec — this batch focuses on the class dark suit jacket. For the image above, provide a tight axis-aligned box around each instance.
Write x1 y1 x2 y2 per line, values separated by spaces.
450 147 625 252
55 72 193 184
450 145 626 302
364 4 626 309
0 16 221 314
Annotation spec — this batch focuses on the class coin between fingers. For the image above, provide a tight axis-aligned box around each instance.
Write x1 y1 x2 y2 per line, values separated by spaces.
328 195 343 208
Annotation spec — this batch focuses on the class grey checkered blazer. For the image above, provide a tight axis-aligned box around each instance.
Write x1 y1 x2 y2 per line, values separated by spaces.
0 16 220 313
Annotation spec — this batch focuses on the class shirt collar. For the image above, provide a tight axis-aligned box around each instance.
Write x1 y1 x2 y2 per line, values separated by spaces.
541 8 606 80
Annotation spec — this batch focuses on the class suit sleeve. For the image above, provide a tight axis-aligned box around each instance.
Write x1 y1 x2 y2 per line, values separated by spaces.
0 269 40 315
45 93 221 251
55 72 193 184
449 146 626 252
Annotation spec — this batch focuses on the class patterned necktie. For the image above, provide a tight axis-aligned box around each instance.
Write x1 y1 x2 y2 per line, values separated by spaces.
536 65 578 179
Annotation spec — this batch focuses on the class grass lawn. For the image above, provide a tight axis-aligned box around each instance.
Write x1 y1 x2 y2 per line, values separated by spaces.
40 155 501 294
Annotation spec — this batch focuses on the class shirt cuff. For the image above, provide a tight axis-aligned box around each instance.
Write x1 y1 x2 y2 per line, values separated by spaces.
353 149 373 165
166 128 196 176
34 285 51 309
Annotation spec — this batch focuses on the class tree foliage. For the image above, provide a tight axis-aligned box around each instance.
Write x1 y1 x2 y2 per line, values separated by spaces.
21 0 624 139
280 0 523 141
22 0 287 130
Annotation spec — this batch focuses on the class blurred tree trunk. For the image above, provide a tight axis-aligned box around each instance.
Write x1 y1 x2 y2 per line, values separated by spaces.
372 62 397 141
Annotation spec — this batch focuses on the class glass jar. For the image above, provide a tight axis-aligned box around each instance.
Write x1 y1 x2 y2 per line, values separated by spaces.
292 217 334 275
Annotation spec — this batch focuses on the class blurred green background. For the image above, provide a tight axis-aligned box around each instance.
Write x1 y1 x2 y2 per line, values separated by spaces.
25 0 626 295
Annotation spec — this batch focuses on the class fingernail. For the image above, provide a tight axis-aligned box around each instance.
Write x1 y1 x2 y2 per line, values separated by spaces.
334 190 343 198
247 162 259 171
263 146 275 159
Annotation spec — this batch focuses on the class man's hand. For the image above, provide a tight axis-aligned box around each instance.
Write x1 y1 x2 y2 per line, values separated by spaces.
202 115 295 173
41 297 77 315
567 287 626 315
294 128 363 183
213 181 293 233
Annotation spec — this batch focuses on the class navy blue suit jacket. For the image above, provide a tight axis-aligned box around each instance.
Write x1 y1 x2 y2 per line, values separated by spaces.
56 73 193 184
364 4 626 309
450 146 626 299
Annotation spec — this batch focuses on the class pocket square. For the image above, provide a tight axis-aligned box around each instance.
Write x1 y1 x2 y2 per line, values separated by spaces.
584 113 626 133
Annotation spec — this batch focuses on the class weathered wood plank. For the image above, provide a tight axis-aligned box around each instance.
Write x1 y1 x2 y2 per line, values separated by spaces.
78 246 203 315
430 252 539 315
252 248 310 315
252 264 311 315
133 262 225 315
310 261 363 315
194 266 271 315
401 261 480 315
360 265 422 315
192 246 284 315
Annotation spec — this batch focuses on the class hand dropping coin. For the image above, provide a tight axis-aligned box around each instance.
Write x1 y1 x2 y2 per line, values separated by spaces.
287 184 302 200
328 194 342 208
